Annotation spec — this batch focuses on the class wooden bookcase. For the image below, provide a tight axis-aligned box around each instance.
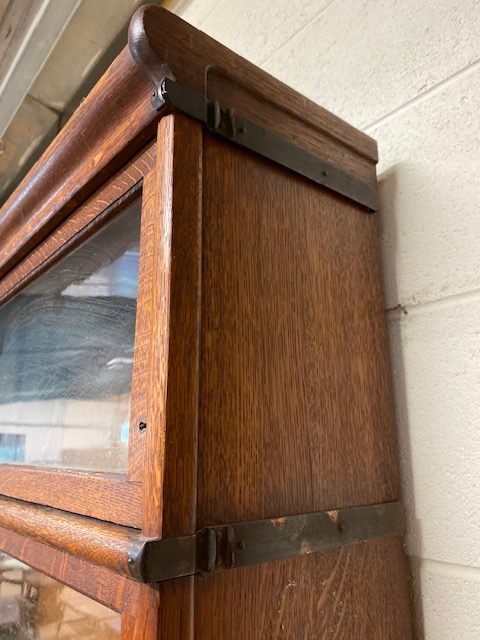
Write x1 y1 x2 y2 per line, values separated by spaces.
0 6 413 638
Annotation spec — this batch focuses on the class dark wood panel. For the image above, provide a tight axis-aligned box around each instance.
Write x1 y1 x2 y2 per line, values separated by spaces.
133 131 171 534
130 113 203 640
0 525 141 614
198 134 400 526
194 537 413 639
0 465 142 527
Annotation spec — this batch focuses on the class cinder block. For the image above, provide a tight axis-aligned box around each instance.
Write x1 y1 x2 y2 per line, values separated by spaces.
373 65 480 308
410 557 480 640
185 0 329 63
389 299 480 567
263 0 480 129
172 0 220 26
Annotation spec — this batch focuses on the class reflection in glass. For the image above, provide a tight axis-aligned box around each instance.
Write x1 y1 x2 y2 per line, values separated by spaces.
0 201 141 472
0 552 120 639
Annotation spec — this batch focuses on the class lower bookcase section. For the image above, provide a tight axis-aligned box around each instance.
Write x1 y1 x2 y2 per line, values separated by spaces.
0 552 120 639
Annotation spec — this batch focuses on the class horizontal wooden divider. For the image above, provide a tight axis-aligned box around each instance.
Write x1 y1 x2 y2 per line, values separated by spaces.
0 494 147 578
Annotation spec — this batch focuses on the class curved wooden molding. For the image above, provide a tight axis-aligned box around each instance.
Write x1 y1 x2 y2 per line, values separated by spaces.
0 494 148 579
128 6 378 163
0 47 158 279
0 5 378 280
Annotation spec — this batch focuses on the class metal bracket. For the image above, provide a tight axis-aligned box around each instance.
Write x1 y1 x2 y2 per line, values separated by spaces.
151 78 378 212
127 501 403 583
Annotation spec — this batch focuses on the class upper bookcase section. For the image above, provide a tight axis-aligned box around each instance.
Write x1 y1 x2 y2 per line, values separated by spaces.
0 5 379 281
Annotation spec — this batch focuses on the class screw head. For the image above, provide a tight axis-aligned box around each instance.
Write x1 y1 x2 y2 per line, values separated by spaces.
139 421 147 431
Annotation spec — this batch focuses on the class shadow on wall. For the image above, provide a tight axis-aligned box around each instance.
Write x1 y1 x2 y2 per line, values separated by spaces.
378 166 424 640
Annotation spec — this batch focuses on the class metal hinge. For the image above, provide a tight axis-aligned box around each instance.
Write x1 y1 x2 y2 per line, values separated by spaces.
127 501 404 583
151 78 378 212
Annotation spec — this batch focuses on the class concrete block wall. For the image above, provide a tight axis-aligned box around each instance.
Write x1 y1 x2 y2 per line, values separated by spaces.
171 1 480 637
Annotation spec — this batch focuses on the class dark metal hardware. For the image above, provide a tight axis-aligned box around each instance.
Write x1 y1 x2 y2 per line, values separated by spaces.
151 77 378 212
127 501 404 583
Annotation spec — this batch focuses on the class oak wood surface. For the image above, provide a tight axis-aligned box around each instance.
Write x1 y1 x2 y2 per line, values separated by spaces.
198 134 400 527
0 466 142 528
129 6 377 163
0 494 143 577
0 144 155 307
133 138 170 533
0 9 413 635
156 116 202 640
122 120 202 637
121 587 160 640
0 524 141 615
0 5 377 281
0 49 156 279
194 537 413 639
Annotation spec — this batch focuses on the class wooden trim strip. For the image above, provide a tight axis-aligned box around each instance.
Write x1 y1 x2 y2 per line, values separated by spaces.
0 524 142 615
0 466 142 528
0 143 155 305
0 52 159 278
0 494 144 578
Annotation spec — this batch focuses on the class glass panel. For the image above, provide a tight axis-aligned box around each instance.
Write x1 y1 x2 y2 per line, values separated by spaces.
0 201 141 472
0 552 120 639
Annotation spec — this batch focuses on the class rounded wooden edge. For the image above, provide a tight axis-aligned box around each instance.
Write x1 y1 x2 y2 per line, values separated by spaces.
0 494 146 579
0 47 159 279
128 4 378 163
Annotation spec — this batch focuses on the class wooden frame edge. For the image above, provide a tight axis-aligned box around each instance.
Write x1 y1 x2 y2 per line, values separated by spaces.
0 466 142 528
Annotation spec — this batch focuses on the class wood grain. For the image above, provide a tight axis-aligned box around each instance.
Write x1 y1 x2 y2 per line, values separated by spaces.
0 494 143 577
129 6 377 164
0 143 156 306
0 48 157 278
194 536 413 639
121 587 160 640
0 466 142 528
132 128 171 532
134 114 202 536
0 4 377 280
123 120 200 636
156 115 202 640
198 134 400 527
0 524 141 615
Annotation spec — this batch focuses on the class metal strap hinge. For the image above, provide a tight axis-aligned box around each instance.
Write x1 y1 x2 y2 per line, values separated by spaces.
127 501 404 584
151 78 378 212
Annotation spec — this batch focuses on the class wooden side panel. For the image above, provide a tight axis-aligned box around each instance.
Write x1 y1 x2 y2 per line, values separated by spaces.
198 135 400 526
194 134 411 637
195 537 413 639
